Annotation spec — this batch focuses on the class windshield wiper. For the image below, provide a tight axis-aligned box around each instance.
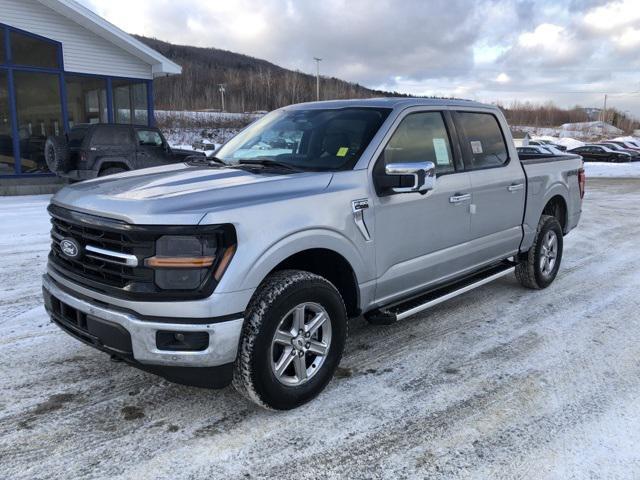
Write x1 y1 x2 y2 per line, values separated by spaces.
237 158 303 172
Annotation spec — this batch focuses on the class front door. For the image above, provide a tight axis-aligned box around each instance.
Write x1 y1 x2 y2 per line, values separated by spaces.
453 111 526 267
372 110 473 305
135 128 171 168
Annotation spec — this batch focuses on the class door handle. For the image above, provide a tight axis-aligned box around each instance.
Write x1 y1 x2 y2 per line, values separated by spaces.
508 183 524 192
449 193 471 204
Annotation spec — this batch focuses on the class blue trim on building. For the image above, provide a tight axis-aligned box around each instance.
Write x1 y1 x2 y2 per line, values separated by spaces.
106 76 114 124
147 79 154 127
6 69 20 175
0 21 155 179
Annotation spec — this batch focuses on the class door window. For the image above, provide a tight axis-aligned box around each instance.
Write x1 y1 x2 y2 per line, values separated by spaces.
381 112 454 174
137 130 163 147
456 112 508 170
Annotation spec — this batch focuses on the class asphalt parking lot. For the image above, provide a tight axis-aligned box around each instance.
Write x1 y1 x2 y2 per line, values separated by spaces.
1 178 639 479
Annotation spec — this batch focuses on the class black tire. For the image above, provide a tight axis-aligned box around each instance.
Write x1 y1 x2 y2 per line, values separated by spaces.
98 166 127 177
233 269 347 410
515 215 563 289
44 136 70 173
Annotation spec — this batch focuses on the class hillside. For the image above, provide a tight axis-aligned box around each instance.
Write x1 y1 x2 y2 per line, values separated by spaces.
135 36 405 112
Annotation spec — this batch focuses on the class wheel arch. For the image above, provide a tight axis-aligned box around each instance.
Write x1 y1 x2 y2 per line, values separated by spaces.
95 157 132 175
542 194 568 232
268 248 361 318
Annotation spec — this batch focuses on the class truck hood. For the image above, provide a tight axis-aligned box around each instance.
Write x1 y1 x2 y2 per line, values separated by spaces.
52 163 333 225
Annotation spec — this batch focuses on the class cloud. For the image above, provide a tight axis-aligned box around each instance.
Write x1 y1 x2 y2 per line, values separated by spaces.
78 0 640 116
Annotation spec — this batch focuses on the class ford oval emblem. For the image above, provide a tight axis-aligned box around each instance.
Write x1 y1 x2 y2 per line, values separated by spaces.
60 238 81 259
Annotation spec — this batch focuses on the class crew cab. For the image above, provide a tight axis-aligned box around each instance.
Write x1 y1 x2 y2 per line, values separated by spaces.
42 99 584 410
44 124 202 180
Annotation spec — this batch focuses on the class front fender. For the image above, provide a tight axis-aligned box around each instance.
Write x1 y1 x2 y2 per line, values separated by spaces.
216 228 369 294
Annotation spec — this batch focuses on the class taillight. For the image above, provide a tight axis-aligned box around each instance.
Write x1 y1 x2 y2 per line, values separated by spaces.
578 167 586 199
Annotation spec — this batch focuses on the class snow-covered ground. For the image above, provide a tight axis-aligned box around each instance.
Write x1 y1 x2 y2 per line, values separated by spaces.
2 180 640 479
584 161 640 178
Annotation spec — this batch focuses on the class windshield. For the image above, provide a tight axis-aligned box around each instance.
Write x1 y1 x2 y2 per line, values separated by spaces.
216 107 391 171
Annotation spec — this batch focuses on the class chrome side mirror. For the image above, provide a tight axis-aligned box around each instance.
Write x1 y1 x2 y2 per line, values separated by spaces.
385 161 436 194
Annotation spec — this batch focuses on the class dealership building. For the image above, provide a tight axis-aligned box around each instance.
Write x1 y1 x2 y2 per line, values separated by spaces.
0 0 180 187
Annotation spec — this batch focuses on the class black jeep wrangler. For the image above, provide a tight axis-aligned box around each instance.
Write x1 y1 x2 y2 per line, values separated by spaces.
45 124 203 180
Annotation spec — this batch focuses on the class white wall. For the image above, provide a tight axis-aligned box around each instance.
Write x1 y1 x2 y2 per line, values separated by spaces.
0 0 152 79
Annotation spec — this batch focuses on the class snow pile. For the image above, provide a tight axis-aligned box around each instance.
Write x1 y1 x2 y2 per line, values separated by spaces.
165 128 238 150
155 110 263 124
611 136 640 144
583 162 640 178
554 137 585 150
513 122 624 140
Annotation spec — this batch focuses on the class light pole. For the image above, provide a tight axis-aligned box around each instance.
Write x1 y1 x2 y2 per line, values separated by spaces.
313 57 322 101
218 83 226 112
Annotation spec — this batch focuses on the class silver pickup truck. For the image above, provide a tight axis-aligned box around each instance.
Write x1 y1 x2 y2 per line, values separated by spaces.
42 98 584 410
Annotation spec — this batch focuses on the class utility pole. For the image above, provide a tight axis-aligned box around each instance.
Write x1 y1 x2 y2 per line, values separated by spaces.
602 94 607 123
218 84 226 112
313 57 322 101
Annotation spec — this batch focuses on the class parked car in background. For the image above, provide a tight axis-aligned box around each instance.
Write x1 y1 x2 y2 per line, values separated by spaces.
517 145 567 157
192 139 221 158
45 124 204 180
529 139 567 152
42 98 584 410
597 142 640 161
568 144 632 163
606 140 640 152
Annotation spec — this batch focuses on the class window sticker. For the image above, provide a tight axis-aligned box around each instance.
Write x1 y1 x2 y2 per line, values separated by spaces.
470 140 483 154
336 147 349 157
432 138 450 165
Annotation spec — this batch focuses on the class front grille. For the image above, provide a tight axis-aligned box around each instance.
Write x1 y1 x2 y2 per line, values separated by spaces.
49 206 154 289
46 205 229 301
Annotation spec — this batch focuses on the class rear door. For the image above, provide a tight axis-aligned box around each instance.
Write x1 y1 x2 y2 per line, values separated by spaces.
453 110 526 267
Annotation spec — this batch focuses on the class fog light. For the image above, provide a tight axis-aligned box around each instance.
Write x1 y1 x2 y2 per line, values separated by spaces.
156 331 209 351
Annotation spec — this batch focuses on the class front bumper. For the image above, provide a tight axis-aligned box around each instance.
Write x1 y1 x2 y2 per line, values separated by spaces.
42 274 244 369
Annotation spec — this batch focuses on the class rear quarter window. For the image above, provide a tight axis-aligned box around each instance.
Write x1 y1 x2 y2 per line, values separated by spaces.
455 112 508 170
91 127 132 146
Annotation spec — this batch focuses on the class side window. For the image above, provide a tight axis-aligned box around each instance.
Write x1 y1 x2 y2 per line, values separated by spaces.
381 112 454 174
137 130 163 147
456 112 508 170
91 127 132 146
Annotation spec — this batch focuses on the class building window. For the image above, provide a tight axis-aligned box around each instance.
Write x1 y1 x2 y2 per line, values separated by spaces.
0 70 14 174
65 75 108 126
112 79 148 125
14 71 63 173
10 30 60 69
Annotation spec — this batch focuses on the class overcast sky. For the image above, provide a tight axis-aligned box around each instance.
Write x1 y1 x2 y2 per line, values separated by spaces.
79 0 640 116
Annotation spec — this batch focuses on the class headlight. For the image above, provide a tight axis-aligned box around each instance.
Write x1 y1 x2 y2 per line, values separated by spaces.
144 227 236 291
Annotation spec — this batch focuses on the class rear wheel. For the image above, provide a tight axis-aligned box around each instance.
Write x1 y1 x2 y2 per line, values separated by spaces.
515 215 563 289
233 270 347 410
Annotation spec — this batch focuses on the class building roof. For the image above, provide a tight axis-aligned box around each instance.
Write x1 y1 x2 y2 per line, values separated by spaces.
37 0 181 77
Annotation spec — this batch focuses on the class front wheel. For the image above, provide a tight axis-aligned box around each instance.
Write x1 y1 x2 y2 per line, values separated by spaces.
515 215 563 289
233 270 347 410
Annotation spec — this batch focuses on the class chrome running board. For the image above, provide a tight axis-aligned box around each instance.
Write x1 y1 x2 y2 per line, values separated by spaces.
366 263 515 325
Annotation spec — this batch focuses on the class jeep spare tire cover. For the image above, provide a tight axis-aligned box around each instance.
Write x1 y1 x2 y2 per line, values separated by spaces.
44 136 71 173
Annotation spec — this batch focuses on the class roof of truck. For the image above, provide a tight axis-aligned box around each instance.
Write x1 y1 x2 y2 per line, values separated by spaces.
285 97 494 110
